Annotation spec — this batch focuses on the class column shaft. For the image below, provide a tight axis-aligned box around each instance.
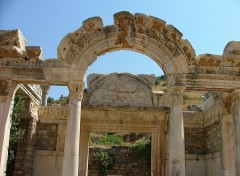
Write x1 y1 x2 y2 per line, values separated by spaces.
62 82 84 176
221 113 235 176
232 90 240 175
168 87 185 176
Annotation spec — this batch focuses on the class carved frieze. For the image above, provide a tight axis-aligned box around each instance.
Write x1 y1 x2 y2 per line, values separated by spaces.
38 106 69 120
0 58 64 68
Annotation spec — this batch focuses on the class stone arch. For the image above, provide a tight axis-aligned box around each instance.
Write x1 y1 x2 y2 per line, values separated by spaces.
57 11 195 80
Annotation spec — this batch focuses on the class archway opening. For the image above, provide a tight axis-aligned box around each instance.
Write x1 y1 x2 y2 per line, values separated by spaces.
86 50 164 76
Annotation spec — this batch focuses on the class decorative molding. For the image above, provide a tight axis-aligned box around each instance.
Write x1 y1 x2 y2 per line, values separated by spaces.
0 58 65 68
68 81 85 100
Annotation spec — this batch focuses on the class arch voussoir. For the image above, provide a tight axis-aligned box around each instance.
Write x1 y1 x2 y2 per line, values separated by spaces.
58 11 192 76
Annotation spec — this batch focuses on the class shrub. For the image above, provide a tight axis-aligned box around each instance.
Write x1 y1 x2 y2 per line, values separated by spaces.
94 151 113 176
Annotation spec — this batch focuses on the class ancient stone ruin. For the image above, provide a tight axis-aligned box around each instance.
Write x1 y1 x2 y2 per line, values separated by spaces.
1 11 240 176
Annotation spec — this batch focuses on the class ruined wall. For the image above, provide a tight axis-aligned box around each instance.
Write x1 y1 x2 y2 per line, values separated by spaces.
88 146 151 176
185 127 205 154
204 122 222 154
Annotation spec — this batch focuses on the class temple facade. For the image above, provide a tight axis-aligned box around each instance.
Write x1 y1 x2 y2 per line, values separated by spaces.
1 11 240 176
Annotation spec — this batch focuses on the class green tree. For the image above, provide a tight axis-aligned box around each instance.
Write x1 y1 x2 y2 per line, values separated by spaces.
6 95 25 175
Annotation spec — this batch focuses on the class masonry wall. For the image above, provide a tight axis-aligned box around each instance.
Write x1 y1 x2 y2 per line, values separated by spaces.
204 122 222 153
185 127 205 154
35 123 58 151
88 146 151 176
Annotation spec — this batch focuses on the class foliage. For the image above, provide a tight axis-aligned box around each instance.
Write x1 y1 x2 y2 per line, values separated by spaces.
47 97 54 104
47 95 69 105
7 95 25 175
94 151 113 176
155 75 166 85
90 133 123 146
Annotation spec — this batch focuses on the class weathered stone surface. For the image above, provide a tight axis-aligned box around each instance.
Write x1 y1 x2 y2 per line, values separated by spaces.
85 73 155 107
223 41 240 56
0 29 27 49
204 122 222 153
35 123 58 151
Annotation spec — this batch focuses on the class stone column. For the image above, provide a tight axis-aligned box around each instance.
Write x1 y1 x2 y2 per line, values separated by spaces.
79 130 90 176
168 86 185 176
40 85 50 106
62 82 84 176
221 112 235 176
231 89 240 175
0 80 17 176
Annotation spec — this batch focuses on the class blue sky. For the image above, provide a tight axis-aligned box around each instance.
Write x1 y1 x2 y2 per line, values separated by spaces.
1 0 240 99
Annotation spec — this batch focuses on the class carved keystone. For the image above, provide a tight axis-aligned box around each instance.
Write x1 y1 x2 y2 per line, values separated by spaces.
114 11 134 31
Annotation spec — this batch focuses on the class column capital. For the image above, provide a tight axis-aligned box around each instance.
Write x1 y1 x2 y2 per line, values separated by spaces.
168 86 186 105
214 93 232 115
68 81 85 101
0 79 17 102
232 89 240 104
40 85 50 94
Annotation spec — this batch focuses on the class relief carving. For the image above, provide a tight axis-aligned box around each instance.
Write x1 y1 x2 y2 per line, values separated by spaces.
0 58 64 68
38 106 69 120
89 75 153 107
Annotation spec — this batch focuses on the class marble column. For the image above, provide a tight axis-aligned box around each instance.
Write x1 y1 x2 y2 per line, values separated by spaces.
62 82 84 176
79 130 90 176
0 80 17 176
231 89 240 175
168 86 185 176
40 85 50 106
221 112 235 176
